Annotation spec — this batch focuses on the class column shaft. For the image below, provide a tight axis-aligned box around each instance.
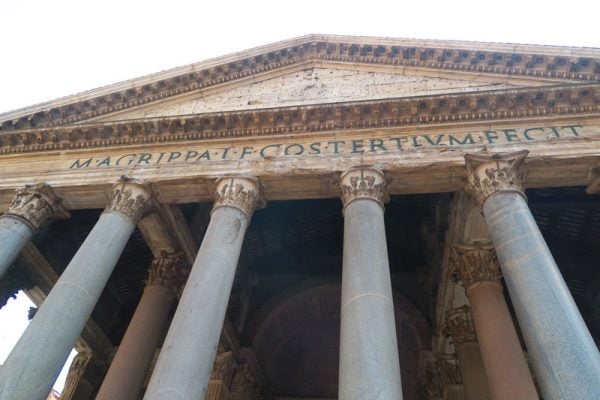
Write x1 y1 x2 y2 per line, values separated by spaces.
469 282 538 399
144 176 261 400
95 284 176 400
0 213 135 400
452 241 538 400
0 216 34 277
0 180 150 400
483 192 600 399
339 166 402 400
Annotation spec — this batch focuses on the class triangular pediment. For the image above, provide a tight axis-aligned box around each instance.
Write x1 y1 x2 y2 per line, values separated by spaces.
92 63 538 122
1 34 599 131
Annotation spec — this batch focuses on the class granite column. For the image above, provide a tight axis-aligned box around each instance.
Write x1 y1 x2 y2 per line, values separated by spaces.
338 166 403 400
0 178 152 400
0 184 68 278
96 254 188 400
144 176 263 400
465 151 600 400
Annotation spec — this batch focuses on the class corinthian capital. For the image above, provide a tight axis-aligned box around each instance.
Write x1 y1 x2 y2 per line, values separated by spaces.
213 176 264 218
443 306 477 348
104 177 153 223
5 184 69 232
450 241 502 292
147 253 190 296
464 150 528 208
340 166 388 209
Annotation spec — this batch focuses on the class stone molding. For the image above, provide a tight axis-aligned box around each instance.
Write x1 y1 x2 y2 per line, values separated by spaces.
464 150 529 208
340 166 388 209
212 176 264 218
450 241 502 291
104 177 153 223
443 306 477 348
4 184 69 232
0 85 598 155
2 37 598 132
146 253 190 296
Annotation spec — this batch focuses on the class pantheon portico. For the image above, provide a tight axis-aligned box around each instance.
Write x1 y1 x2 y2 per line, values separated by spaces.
0 35 599 400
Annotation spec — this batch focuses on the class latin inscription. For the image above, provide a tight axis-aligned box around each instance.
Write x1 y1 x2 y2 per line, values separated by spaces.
69 125 584 169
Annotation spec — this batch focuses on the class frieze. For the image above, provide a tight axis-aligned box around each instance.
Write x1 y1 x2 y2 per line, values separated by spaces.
0 84 598 155
1 37 599 131
62 124 586 172
5 184 69 232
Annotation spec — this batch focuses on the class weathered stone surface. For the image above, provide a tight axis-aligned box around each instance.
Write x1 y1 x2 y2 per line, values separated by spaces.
98 67 518 120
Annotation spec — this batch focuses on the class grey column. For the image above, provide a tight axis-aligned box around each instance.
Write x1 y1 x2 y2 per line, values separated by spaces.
338 166 402 400
465 151 600 400
96 254 188 400
144 176 263 400
0 178 152 400
0 184 68 278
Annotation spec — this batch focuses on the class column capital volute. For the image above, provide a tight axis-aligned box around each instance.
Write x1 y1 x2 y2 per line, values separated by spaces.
4 184 70 232
464 150 528 208
146 253 190 297
443 306 477 348
104 177 153 223
450 241 502 293
340 165 389 209
212 176 265 219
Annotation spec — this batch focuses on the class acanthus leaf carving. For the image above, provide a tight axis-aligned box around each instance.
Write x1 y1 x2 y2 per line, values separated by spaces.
442 306 477 348
146 253 190 297
4 184 69 232
213 176 264 218
450 241 502 291
340 166 388 208
465 150 528 208
104 177 153 223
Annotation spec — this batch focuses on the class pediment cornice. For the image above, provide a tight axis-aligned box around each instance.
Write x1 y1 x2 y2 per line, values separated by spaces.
1 34 599 132
1 83 598 155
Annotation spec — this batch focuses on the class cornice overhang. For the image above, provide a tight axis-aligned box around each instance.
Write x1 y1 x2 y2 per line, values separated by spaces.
0 83 598 155
1 34 600 132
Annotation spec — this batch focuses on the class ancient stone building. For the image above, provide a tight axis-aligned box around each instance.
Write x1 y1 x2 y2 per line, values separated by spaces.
0 34 599 400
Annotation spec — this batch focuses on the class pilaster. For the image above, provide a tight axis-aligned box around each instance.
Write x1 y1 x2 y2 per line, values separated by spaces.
443 306 476 348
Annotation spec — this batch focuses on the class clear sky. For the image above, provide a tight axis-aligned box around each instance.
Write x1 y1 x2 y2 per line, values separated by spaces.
0 0 598 396
0 0 599 114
